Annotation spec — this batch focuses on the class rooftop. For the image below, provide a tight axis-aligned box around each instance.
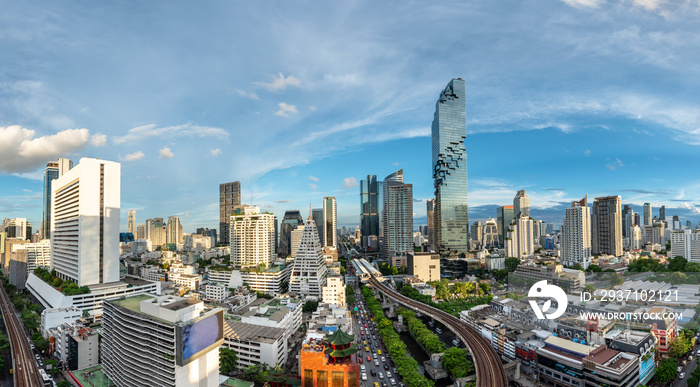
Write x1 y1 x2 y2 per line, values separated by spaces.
110 293 156 313
223 320 285 343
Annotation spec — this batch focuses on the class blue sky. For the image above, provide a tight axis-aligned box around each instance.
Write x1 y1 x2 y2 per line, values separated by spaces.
2 0 700 233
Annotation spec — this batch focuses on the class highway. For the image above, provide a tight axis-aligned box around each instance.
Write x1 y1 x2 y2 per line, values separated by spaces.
368 276 507 387
0 285 43 387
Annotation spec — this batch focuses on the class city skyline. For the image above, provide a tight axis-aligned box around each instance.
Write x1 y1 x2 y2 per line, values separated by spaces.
2 1 700 232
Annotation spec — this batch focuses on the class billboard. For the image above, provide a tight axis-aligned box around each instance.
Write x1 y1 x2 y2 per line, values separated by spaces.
176 309 224 366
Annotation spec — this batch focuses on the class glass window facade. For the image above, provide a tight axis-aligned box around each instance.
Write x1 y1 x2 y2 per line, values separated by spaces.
432 78 469 256
360 175 381 249
43 167 59 239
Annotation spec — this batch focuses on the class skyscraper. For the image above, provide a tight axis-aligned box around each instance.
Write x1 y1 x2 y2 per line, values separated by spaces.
127 209 136 234
426 199 435 252
381 170 413 265
432 78 468 257
289 216 328 298
621 205 633 238
50 158 120 286
323 197 337 248
591 196 623 256
219 181 241 245
311 208 324 246
659 205 666 221
504 215 535 259
643 203 652 226
360 175 381 250
230 206 275 267
497 205 514 246
561 195 592 269
279 210 303 257
146 217 165 248
42 158 73 240
166 216 183 245
513 190 530 217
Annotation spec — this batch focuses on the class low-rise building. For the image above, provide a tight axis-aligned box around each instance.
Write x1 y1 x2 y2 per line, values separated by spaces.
299 330 360 387
514 263 585 292
407 252 440 282
223 320 287 367
322 275 345 306
486 256 505 271
41 306 83 338
168 272 200 289
205 284 228 302
47 323 99 370
239 297 303 345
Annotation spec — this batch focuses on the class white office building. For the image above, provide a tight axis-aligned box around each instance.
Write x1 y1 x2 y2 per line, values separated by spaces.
289 218 328 299
671 229 700 262
239 297 303 346
102 294 224 387
223 321 287 367
40 306 82 338
561 196 592 270
205 284 228 301
50 158 121 287
207 264 292 297
13 239 51 271
322 275 345 307
230 206 275 267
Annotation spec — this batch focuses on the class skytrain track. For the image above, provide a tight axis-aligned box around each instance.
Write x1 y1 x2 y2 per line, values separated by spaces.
368 276 507 387
0 285 43 387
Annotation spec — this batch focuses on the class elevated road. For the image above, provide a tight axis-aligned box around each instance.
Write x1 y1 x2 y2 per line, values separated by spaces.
0 285 43 387
368 276 507 387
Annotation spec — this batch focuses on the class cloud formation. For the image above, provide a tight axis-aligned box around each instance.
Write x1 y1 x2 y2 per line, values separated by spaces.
0 126 90 173
90 133 107 147
309 175 319 182
343 177 359 190
308 183 317 190
112 123 229 144
254 73 302 91
275 102 298 117
210 148 222 157
159 147 174 159
121 151 145 162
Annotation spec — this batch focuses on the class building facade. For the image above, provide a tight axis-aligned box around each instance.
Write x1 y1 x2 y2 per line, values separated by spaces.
561 196 592 270
407 252 440 282
670 229 700 262
323 197 337 249
360 175 381 251
279 211 304 257
128 209 136 235
381 169 413 263
505 215 535 259
289 218 328 299
219 181 241 245
42 158 73 240
591 196 623 256
230 206 276 267
497 205 515 247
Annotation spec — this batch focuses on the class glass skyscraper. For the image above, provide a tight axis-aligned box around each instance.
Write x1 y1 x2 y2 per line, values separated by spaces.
42 158 73 240
360 175 381 250
432 78 469 257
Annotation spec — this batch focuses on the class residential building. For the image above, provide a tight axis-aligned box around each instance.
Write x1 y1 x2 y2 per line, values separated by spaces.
279 210 303 257
168 272 200 289
360 175 381 251
432 78 469 257
208 265 292 296
128 209 136 234
497 206 515 247
239 297 303 346
289 217 328 299
146 217 165 248
183 234 212 251
50 158 120 286
659 205 666 221
591 196 623 256
205 284 228 301
322 275 345 307
643 222 665 246
48 322 99 370
561 196 592 270
629 225 643 250
40 306 83 338
42 158 74 239
514 264 585 292
470 221 482 250
299 330 360 387
513 190 530 218
407 252 440 282
643 203 652 226
230 206 275 267
671 229 700 262
381 169 414 263
486 256 505 271
323 197 337 248
102 294 224 387
312 208 324 247
13 239 50 271
505 215 535 259
290 225 304 259
222 320 287 367
136 223 146 239
426 199 435 252
219 181 241 245
166 216 183 246
622 205 634 239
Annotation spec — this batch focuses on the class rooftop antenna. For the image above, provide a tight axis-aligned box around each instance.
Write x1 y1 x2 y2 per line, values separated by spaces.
308 203 312 221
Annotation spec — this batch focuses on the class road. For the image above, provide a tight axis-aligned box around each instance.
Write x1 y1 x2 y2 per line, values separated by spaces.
0 285 43 387
672 350 699 387
368 276 507 387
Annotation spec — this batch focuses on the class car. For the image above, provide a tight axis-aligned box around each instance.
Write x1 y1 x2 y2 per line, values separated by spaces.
381 382 388 387
366 347 370 352
371 369 377 377
390 379 397 385
364 323 368 328
358 358 363 364
697 349 700 356
373 382 379 387
383 364 389 370
678 366 683 373
452 339 460 346
680 372 686 379
394 368 398 374
386 372 392 378
381 357 386 362
373 353 378 359
360 365 366 371
378 349 382 355
374 360 379 366
378 372 384 379
691 355 695 361
362 373 368 381
436 328 442 334
367 355 371 361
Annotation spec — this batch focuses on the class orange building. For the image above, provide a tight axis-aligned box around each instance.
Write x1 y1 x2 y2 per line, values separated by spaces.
299 329 360 387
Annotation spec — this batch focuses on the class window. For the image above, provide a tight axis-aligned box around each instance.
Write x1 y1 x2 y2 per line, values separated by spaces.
348 371 357 387
317 370 328 387
304 369 313 387
332 371 344 387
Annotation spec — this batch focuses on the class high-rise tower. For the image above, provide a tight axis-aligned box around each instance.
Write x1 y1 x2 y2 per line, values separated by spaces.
591 196 623 256
127 210 136 234
289 217 328 298
513 190 530 218
219 181 241 245
360 175 381 250
561 195 592 269
643 203 652 226
381 170 413 264
230 206 275 267
432 78 468 257
323 197 337 248
42 158 73 240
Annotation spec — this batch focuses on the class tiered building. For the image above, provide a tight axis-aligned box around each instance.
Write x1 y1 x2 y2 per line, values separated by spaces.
289 217 328 299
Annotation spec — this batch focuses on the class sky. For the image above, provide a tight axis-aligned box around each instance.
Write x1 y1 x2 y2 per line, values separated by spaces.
2 0 700 233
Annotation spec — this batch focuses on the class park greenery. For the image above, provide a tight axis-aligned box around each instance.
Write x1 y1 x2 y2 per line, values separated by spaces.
398 308 445 354
346 285 356 306
441 346 475 379
219 347 238 375
361 286 435 387
397 282 493 317
34 267 90 295
377 262 407 276
1 277 48 353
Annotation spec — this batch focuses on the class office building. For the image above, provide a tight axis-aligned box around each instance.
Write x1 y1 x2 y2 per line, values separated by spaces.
591 195 623 256
470 221 482 250
513 190 530 217
223 320 287 368
279 211 303 257
322 275 346 307
432 78 469 257
127 210 136 234
289 217 328 299
6 218 31 240
671 229 700 262
49 323 99 371
299 329 360 387
230 206 275 267
102 294 224 387
504 215 535 259
643 203 652 226
561 196 592 269
290 225 304 259
360 175 381 251
622 205 634 239
13 239 51 272
208 265 292 296
426 199 435 252
659 205 666 221
672 215 681 230
42 158 73 240
406 252 440 282
381 169 414 263
323 197 337 248
482 218 499 249
51 158 120 287
497 206 515 246
219 181 241 245
312 208 324 246
166 216 183 246
514 264 585 292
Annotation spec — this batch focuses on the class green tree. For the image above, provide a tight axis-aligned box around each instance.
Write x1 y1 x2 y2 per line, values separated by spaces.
505 257 520 272
33 335 49 354
219 347 238 375
302 300 319 313
669 333 692 359
685 262 700 272
57 380 71 387
608 273 624 286
583 284 596 294
586 265 603 273
442 347 475 378
654 358 678 384
668 256 688 271
0 332 9 353
492 269 508 281
45 359 60 375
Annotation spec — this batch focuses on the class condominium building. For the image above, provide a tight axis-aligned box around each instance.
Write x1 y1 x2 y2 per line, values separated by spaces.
43 159 74 240
102 294 223 387
48 323 99 370
497 205 514 246
643 203 652 226
381 169 413 262
51 158 120 287
166 216 183 246
622 205 633 239
323 197 337 248
167 272 200 289
128 209 136 234
219 181 241 245
561 196 592 269
432 78 469 257
513 190 530 218
406 252 440 282
591 195 623 256
205 284 228 301
289 218 328 299
643 222 666 246
230 206 275 267
670 229 700 262
322 275 346 307
505 215 535 259
13 238 50 272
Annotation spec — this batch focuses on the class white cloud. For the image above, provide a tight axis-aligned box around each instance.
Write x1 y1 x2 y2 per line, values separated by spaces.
254 73 302 91
680 202 700 215
90 133 107 147
121 151 145 162
309 106 317 111
275 102 299 117
0 126 90 173
560 0 605 8
210 148 222 157
605 158 624 170
343 177 359 190
233 89 260 100
113 123 229 144
159 147 174 159
309 183 318 190
632 0 664 11
584 149 591 156
309 175 319 182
